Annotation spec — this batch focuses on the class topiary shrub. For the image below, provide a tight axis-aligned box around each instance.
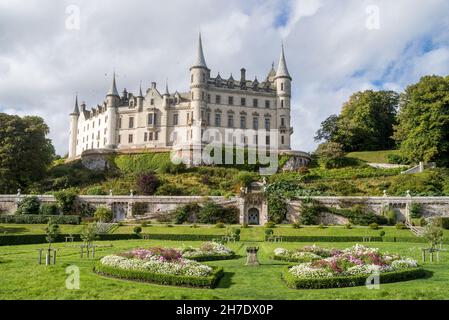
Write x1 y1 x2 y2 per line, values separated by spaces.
39 203 60 216
94 207 113 223
133 226 142 236
369 223 379 230
379 230 386 237
215 222 225 229
16 196 41 215
396 222 407 230
265 221 276 228
136 171 160 195
292 222 301 229
173 203 201 224
344 223 352 229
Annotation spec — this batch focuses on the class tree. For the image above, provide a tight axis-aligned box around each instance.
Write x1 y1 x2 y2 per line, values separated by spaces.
314 114 339 142
314 142 345 169
315 90 399 152
394 75 449 166
45 218 60 249
80 223 99 245
0 113 55 193
423 219 444 249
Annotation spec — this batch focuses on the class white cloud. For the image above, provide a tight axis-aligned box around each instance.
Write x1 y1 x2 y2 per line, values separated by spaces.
0 0 448 155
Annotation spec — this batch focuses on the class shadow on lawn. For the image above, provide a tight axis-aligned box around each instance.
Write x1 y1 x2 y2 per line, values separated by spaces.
216 272 235 289
0 227 28 234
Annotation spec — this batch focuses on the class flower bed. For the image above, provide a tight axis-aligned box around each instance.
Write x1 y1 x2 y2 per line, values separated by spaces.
181 242 236 261
95 247 223 288
278 244 426 289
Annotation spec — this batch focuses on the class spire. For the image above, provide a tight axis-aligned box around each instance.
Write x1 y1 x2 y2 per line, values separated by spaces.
71 94 80 115
107 72 119 96
138 81 143 97
164 80 170 96
192 33 208 69
275 44 291 80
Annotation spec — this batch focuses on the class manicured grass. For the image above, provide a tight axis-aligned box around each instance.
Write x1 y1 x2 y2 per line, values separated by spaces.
3 224 448 241
346 150 400 164
0 239 448 299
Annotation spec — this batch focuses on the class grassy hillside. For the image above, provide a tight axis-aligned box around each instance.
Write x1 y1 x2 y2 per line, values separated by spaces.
346 150 401 163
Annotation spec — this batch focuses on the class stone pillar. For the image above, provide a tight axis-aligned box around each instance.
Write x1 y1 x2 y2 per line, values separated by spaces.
261 201 269 225
238 197 246 224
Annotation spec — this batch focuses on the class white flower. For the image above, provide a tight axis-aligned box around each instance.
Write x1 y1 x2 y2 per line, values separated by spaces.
391 258 418 270
289 263 334 279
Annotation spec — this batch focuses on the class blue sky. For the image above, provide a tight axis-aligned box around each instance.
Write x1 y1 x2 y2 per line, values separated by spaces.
0 0 448 155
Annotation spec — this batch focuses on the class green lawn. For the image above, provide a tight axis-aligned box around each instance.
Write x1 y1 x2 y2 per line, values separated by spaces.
2 224 448 241
0 239 448 300
346 150 400 163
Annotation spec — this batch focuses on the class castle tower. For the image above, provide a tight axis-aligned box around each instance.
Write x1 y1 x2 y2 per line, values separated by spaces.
136 81 144 110
275 45 292 150
189 33 209 162
105 72 120 149
68 94 80 158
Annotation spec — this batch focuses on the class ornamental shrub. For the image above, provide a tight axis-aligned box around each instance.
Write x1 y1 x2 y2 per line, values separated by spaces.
386 209 397 225
136 171 160 195
94 207 113 223
265 221 276 228
215 222 225 228
53 189 78 214
409 203 423 219
369 223 379 230
379 230 386 237
133 226 142 235
39 203 60 216
16 196 41 215
396 222 407 230
267 195 288 224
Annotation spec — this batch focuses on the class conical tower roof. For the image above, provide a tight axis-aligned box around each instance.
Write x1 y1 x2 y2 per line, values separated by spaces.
107 72 119 96
191 33 208 69
275 45 291 80
71 94 80 115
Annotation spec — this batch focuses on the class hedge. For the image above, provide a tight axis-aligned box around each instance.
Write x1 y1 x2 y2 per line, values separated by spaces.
283 266 427 289
187 253 237 262
0 233 224 246
277 236 384 243
0 215 80 225
94 263 224 288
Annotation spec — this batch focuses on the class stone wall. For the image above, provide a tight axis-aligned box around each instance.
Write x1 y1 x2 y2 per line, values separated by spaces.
2 194 449 225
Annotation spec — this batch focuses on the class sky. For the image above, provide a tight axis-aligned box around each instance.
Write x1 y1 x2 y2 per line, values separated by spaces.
0 0 448 156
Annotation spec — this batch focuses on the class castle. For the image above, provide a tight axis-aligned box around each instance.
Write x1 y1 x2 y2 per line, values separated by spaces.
68 34 307 168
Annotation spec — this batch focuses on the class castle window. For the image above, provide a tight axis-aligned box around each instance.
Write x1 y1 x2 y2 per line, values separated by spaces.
206 112 211 125
202 92 205 101
240 116 246 129
129 117 134 128
241 98 246 106
264 118 271 130
281 117 286 126
207 94 211 103
144 132 148 142
228 115 234 128
191 74 194 83
148 113 156 125
215 113 221 127
202 73 206 83
216 95 221 104
265 100 270 108
118 135 121 144
228 96 234 105
118 118 122 129
128 134 133 143
281 100 284 108
150 99 154 105
155 132 158 140
99 119 101 125
281 136 285 144
173 114 179 126
149 132 153 141
253 117 259 130
253 99 258 108
92 122 95 128
104 137 106 145
254 135 258 145
281 83 284 91
266 136 270 145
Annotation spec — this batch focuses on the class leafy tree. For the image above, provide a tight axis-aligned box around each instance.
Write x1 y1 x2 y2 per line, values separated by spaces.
94 207 113 223
394 75 449 166
314 142 345 169
423 219 444 249
45 218 60 249
136 171 160 195
315 90 399 152
0 113 55 193
80 223 99 245
53 188 78 214
267 195 288 224
16 196 41 215
314 114 339 142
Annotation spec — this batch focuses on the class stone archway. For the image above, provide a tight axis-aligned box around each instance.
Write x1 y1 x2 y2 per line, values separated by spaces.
248 208 260 225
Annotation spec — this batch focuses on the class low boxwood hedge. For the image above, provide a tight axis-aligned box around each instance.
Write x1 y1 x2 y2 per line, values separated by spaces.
279 236 384 243
282 266 426 289
187 253 237 262
94 263 224 288
0 215 80 225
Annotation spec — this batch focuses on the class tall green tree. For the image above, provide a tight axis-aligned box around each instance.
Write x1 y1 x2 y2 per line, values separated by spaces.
315 90 399 152
0 113 55 193
394 75 449 166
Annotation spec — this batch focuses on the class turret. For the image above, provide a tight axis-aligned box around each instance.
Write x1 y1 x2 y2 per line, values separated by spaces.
105 73 119 149
275 45 292 149
163 82 170 109
69 94 80 158
189 33 209 157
